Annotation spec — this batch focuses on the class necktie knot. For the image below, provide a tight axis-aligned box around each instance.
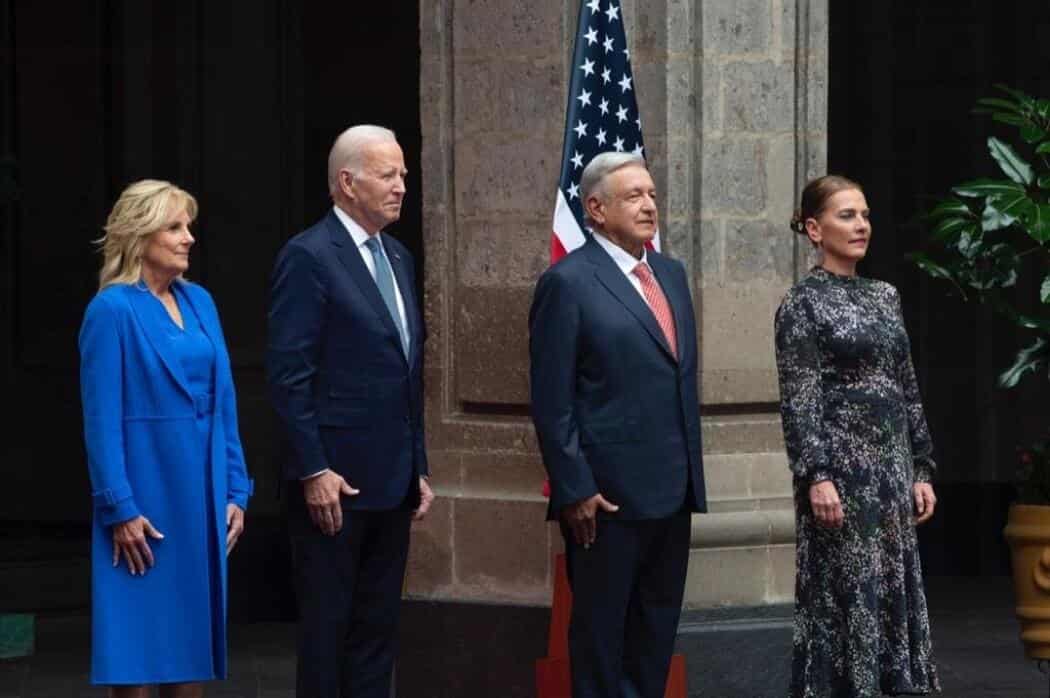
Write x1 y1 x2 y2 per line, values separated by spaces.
364 236 382 255
632 261 653 281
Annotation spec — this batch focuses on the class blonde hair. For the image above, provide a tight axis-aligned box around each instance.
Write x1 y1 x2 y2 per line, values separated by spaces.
96 179 198 289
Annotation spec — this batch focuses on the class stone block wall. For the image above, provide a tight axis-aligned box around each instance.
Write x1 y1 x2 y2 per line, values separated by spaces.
411 0 827 607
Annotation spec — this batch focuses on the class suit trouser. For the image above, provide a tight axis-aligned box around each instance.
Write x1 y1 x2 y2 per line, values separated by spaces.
288 491 412 698
563 508 691 698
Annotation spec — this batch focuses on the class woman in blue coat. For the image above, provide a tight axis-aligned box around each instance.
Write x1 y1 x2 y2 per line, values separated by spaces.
79 179 253 696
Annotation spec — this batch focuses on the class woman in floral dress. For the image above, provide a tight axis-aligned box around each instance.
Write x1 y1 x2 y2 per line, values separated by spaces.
774 175 941 697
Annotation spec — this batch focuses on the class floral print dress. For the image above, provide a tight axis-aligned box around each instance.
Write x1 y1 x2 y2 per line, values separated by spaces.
774 267 940 697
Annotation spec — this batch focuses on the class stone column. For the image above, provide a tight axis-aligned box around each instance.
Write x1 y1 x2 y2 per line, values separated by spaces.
412 0 828 608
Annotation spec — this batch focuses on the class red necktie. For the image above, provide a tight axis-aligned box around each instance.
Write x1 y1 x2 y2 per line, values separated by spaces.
632 262 678 360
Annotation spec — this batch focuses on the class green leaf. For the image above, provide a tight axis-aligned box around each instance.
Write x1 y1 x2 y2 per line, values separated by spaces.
992 113 1028 127
908 252 954 281
995 84 1036 109
1016 313 1050 331
989 189 1036 220
988 136 1034 185
927 198 973 220
1041 276 1050 304
1022 123 1048 144
1037 141 1050 154
998 337 1049 388
957 227 984 257
1022 203 1050 243
964 243 1020 290
981 199 1015 232
1039 174 1050 190
976 97 1028 115
932 216 974 240
953 178 1026 198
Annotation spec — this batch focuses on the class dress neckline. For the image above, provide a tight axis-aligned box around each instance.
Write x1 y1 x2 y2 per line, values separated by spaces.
811 266 861 283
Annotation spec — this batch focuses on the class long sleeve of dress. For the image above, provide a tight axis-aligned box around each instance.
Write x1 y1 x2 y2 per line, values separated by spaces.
79 294 141 526
774 291 833 484
894 290 937 483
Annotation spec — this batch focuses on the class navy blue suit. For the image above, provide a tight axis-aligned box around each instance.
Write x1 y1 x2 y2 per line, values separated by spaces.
267 209 426 697
530 236 706 697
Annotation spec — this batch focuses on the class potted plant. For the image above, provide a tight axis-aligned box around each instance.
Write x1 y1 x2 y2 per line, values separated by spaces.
910 85 1050 659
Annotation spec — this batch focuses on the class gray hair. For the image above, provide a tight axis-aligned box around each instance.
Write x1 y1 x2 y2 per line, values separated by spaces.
327 125 398 196
579 151 647 226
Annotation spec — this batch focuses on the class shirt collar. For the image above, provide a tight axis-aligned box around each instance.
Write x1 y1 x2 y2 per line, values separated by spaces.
333 205 377 250
592 230 648 275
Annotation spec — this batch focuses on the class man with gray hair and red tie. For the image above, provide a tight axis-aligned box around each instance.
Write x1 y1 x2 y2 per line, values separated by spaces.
529 151 708 698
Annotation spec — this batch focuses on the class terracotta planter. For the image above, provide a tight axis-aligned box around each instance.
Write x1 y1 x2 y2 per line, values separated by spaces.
1004 503 1050 659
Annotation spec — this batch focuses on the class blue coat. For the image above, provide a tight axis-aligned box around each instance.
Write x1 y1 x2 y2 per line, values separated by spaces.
529 237 707 520
266 210 427 509
79 280 253 685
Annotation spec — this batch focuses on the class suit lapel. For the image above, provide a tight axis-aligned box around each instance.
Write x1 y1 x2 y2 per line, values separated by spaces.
124 284 194 399
648 253 688 362
326 213 405 358
382 233 418 364
583 239 676 361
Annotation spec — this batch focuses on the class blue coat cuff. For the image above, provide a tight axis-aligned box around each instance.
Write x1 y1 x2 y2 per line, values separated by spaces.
228 478 254 510
92 484 141 527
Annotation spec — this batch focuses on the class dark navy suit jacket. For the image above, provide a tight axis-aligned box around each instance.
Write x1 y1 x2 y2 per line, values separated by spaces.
266 210 427 510
529 236 706 520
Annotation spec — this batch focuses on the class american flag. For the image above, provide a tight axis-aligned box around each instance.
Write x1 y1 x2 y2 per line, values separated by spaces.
550 0 656 262
542 0 653 498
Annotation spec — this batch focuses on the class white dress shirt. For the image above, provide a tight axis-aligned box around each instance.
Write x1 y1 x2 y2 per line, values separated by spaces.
591 231 654 301
333 206 408 334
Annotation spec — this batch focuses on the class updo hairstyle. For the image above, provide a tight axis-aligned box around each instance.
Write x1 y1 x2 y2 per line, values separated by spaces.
789 175 863 236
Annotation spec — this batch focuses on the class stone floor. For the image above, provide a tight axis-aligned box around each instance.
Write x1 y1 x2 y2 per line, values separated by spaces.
0 576 1046 697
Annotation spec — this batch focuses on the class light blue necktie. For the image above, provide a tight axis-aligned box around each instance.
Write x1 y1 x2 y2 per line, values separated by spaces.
364 236 409 356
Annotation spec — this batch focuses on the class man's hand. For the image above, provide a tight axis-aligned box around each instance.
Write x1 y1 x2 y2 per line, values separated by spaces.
304 471 359 535
809 480 844 529
414 477 435 521
913 482 937 525
562 493 619 548
226 503 245 555
112 516 165 575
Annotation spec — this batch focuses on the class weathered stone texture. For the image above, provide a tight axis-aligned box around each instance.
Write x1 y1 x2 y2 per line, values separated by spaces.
454 136 560 218
722 60 795 133
453 59 564 138
405 495 454 597
724 219 794 282
454 286 530 405
453 497 551 603
417 0 828 606
455 219 548 288
701 137 768 216
702 0 772 55
453 0 564 57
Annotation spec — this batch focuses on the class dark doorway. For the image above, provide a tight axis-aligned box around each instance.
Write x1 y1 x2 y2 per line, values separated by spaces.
828 0 1050 575
0 0 421 620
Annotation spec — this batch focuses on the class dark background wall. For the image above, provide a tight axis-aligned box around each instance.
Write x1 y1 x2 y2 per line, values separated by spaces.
0 0 421 619
829 0 1050 575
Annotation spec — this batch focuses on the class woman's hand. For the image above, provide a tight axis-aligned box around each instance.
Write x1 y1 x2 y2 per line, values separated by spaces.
809 480 844 528
112 516 164 575
226 503 245 555
913 482 937 525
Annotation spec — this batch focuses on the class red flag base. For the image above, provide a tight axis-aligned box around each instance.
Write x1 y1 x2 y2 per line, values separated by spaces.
535 553 687 697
